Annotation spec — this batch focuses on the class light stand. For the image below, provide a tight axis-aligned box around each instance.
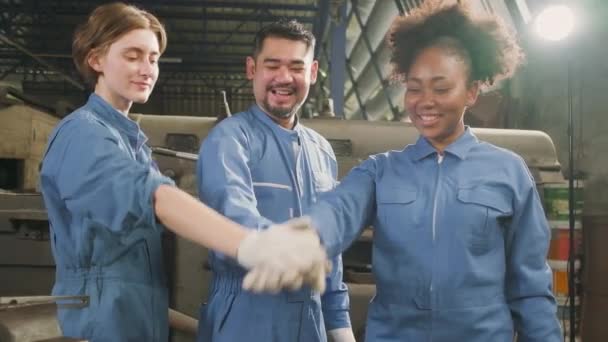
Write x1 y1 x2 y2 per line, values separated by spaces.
534 4 576 341
566 51 576 342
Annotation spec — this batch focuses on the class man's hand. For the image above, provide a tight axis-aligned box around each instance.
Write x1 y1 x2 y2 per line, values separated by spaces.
236 216 330 293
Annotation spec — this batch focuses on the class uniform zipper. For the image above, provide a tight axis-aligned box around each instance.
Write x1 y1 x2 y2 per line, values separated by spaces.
430 153 444 293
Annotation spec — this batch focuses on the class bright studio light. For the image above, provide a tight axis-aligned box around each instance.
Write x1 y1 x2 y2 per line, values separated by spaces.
534 5 575 41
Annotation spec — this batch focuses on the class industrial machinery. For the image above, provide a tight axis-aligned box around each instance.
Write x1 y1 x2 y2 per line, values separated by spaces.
0 91 564 340
0 89 69 341
0 296 87 342
0 88 60 300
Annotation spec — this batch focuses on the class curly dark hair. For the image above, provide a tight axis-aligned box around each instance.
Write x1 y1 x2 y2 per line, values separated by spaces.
388 0 524 86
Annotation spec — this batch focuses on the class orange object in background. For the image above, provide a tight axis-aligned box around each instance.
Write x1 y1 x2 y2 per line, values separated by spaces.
547 223 582 261
552 265 569 297
548 259 579 297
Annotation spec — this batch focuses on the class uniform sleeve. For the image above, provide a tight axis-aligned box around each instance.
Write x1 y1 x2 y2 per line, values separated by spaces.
47 120 173 234
197 124 274 230
505 159 562 341
322 254 351 330
310 157 377 258
320 155 351 331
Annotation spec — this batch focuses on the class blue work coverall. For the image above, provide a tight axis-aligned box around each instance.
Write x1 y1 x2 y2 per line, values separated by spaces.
309 128 562 342
40 94 173 341
196 105 351 342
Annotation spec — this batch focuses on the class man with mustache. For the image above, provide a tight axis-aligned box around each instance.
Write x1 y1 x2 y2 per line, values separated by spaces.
196 20 354 342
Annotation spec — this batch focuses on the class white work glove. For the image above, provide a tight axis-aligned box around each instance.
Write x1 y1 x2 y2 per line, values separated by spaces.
237 217 330 293
328 328 356 342
241 258 330 294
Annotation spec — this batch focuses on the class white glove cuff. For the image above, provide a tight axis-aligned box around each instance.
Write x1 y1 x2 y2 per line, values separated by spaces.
236 230 260 269
328 327 356 342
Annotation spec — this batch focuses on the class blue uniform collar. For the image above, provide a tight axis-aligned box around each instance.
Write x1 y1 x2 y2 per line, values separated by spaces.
250 104 302 139
411 127 478 161
86 93 148 150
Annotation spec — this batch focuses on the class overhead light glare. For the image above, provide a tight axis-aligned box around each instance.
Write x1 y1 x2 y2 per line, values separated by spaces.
534 5 575 41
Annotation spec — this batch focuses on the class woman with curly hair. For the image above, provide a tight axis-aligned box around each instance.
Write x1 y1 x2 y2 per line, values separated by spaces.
285 1 563 340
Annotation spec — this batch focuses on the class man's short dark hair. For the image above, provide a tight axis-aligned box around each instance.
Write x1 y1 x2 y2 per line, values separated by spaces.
252 19 315 58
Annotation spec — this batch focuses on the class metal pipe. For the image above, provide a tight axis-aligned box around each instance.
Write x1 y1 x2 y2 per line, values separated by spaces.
567 54 576 342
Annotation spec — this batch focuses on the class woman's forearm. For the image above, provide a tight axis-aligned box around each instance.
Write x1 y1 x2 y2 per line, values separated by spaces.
153 184 248 258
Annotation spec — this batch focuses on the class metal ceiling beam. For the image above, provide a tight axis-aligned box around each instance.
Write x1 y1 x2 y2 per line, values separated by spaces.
164 61 245 67
160 90 252 97
209 8 261 49
160 70 244 75
160 1 317 11
38 9 315 23
0 59 246 73
0 50 245 62
0 33 83 90
38 1 318 12
235 78 251 91
160 67 244 74
0 2 316 87
4 21 306 33
160 73 246 81
22 79 250 89
14 37 253 48
0 60 22 81
6 28 259 39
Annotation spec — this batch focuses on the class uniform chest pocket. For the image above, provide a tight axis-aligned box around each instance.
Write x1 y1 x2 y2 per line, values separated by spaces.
457 186 512 255
252 182 293 221
377 187 422 230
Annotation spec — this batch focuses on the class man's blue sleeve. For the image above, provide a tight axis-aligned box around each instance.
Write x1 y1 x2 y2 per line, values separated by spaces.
197 124 274 230
322 254 351 330
320 157 351 331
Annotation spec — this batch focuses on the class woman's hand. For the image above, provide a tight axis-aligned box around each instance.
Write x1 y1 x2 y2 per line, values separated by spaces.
237 217 331 293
